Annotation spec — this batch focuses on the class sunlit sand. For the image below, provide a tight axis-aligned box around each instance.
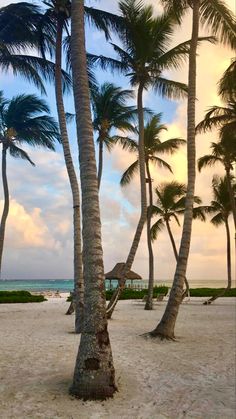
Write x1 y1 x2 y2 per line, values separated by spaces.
0 297 235 418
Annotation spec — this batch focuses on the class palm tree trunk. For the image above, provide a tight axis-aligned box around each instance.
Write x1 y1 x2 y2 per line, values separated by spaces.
97 138 103 190
149 0 200 339
106 82 147 319
225 167 236 227
165 219 190 298
0 145 9 277
55 17 84 333
145 160 154 310
70 0 116 400
225 218 232 289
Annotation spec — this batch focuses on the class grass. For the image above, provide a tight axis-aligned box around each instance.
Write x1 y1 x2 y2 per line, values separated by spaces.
0 290 46 303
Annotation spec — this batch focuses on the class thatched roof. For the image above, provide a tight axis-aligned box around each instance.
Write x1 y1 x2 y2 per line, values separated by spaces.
105 263 142 280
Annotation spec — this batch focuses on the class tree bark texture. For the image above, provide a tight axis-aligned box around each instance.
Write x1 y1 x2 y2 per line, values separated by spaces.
145 160 154 310
149 0 200 339
55 18 84 333
106 83 147 319
70 0 116 400
165 219 190 298
0 145 9 277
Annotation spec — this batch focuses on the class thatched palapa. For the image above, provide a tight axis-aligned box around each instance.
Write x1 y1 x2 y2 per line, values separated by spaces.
105 263 142 289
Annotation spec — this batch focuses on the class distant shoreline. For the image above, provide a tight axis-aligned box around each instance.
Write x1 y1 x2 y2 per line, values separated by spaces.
0 278 235 292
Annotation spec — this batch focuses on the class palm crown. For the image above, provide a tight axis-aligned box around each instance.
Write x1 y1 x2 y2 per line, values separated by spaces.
150 181 205 240
204 175 235 225
161 0 236 50
90 0 190 98
196 98 236 138
120 114 186 186
0 93 59 163
92 83 137 148
0 2 71 94
198 136 236 173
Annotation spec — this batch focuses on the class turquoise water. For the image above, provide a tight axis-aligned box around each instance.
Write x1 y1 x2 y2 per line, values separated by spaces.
0 279 234 292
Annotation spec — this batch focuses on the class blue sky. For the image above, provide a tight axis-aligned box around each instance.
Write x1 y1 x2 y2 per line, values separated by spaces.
0 0 235 282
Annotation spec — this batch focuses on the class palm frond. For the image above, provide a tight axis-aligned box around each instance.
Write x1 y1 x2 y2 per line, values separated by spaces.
153 137 186 155
8 143 35 165
198 154 223 171
218 59 236 100
149 156 172 172
85 6 125 41
152 77 188 99
192 206 207 222
210 212 225 226
151 218 165 241
88 53 129 75
200 0 236 50
113 135 138 151
120 159 139 186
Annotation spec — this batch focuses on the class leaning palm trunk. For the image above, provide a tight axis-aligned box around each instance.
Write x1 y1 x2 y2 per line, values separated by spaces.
204 217 232 305
149 1 200 339
145 160 154 310
165 219 190 298
106 83 147 319
0 145 9 277
70 0 116 400
55 18 83 333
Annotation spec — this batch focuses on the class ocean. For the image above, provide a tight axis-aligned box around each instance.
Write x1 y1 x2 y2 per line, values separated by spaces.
0 278 235 292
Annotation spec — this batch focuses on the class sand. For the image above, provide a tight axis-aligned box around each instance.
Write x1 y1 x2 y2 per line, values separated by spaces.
0 297 235 419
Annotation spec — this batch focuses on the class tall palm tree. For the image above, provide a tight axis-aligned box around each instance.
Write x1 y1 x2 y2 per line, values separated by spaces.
0 93 59 276
198 136 236 230
120 114 186 310
91 82 137 189
92 0 192 318
203 175 235 304
149 0 236 339
151 181 205 293
38 0 123 331
70 0 116 400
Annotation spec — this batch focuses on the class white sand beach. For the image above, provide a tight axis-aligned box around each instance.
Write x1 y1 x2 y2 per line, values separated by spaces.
0 297 235 419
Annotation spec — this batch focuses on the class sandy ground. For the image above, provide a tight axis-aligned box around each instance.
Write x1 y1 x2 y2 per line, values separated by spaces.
0 297 235 419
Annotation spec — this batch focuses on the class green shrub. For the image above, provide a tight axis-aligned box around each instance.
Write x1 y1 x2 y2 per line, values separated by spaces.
190 288 236 297
105 286 169 301
0 290 46 303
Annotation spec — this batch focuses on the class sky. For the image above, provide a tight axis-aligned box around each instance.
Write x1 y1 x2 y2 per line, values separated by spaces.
0 0 235 281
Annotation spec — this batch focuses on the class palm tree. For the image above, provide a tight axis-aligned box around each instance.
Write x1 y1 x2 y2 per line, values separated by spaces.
0 2 71 94
0 93 59 276
148 0 236 339
203 175 235 304
69 0 116 400
37 0 122 331
198 136 236 230
196 98 236 138
218 58 236 101
91 82 137 190
151 181 206 294
120 114 186 310
92 0 192 318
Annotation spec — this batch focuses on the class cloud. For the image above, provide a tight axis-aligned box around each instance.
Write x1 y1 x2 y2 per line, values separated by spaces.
1 199 60 250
